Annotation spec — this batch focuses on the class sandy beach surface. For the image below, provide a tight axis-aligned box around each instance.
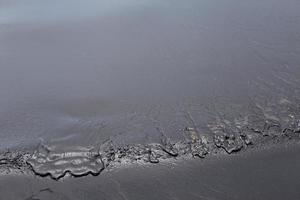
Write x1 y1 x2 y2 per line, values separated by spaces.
0 143 299 200
0 0 300 199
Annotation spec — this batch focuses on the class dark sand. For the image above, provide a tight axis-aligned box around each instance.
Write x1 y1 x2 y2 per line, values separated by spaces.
1 0 300 199
0 143 299 200
1 0 300 150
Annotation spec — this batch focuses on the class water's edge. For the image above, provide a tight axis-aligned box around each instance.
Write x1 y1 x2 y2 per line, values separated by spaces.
1 122 299 180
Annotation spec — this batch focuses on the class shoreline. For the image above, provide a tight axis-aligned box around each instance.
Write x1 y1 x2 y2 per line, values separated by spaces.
1 128 299 180
0 139 299 200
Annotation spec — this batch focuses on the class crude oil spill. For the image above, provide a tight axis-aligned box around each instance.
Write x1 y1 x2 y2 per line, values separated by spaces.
1 144 300 200
26 134 211 179
1 124 299 179
0 0 300 191
27 145 104 180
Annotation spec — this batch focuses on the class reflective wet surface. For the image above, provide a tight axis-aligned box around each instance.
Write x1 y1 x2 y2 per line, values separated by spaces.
0 0 300 195
1 0 300 150
1 143 300 200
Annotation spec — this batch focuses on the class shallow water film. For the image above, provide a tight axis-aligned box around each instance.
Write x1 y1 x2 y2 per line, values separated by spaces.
0 0 300 199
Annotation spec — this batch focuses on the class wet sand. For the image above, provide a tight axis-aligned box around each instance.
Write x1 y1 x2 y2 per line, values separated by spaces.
1 0 300 150
1 142 300 200
1 0 300 198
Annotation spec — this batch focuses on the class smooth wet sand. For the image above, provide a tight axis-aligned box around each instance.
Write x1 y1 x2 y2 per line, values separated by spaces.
1 0 300 150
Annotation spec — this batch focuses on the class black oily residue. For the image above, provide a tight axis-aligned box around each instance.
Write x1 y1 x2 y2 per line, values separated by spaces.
26 146 105 180
0 151 30 171
0 119 299 180
2 91 300 180
26 136 209 180
19 87 300 180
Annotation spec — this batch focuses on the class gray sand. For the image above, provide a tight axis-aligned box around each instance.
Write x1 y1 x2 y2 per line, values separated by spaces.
0 0 300 149
1 143 300 200
0 0 300 199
